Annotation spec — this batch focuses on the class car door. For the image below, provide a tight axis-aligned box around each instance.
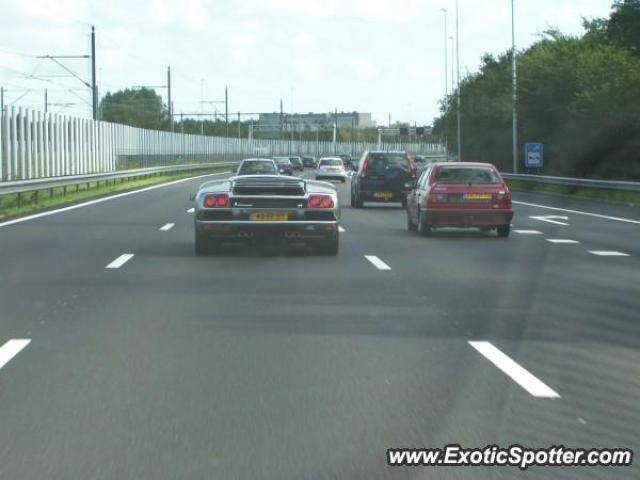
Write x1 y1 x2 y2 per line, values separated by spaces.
408 168 429 221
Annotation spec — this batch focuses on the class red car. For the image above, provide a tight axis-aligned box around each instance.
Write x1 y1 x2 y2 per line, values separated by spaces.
406 162 513 237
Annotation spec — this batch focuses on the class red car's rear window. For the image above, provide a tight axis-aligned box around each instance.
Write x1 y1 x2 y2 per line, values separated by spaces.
435 167 501 184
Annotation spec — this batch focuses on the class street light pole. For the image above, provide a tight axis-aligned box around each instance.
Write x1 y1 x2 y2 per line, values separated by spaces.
440 8 448 160
455 0 461 161
511 0 518 173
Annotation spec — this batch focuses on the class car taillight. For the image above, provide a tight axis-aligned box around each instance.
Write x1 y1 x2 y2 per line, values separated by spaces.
308 195 334 208
203 193 229 208
493 190 512 207
407 155 417 179
361 155 371 177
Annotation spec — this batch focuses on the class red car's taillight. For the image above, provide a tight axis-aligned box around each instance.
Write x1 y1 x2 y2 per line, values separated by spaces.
361 154 371 177
203 193 230 208
493 190 512 207
308 194 334 209
407 155 417 179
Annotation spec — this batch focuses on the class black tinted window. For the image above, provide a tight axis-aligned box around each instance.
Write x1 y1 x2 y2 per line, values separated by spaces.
368 153 408 172
435 167 500 183
239 162 276 175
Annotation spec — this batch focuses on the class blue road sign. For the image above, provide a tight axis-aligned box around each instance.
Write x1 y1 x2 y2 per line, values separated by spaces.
524 142 543 168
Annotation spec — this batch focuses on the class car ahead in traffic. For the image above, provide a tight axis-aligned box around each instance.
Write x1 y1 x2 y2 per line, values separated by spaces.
302 156 317 169
236 158 279 176
406 162 513 237
289 156 304 171
193 175 340 255
351 151 417 208
413 155 432 173
315 157 348 183
273 157 294 176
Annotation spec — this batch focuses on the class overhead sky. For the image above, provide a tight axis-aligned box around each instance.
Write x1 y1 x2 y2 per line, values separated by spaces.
1 0 612 126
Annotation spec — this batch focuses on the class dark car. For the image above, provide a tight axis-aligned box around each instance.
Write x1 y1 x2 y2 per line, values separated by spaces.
302 156 317 168
350 151 417 208
273 157 294 176
405 162 513 237
289 156 304 171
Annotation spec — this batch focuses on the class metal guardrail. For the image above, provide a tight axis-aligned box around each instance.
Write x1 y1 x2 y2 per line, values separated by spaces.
501 173 640 192
0 162 238 196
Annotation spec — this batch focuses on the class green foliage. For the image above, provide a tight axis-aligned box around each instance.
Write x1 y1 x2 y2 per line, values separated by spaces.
100 88 169 130
433 2 640 179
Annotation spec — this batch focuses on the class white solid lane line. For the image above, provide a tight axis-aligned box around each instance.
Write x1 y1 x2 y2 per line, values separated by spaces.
106 254 135 269
339 226 346 232
365 255 391 270
468 341 560 398
159 223 175 231
514 229 543 234
515 200 640 225
589 250 630 257
0 172 230 229
530 215 569 226
546 239 580 244
0 339 31 371
187 208 195 213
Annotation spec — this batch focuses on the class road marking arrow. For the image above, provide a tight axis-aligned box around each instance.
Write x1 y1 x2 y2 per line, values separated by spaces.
530 215 569 226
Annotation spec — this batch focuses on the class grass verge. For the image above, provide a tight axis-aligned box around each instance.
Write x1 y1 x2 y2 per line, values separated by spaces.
0 166 229 220
505 179 640 205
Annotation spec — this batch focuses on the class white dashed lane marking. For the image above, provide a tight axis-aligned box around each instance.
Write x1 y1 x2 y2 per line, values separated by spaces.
546 239 580 244
468 341 560 399
364 255 391 271
159 223 175 231
106 254 135 269
588 251 629 257
187 208 195 214
0 339 31 371
339 226 346 232
514 230 543 235
530 215 569 226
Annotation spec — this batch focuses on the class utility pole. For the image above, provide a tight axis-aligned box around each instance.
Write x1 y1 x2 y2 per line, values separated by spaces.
238 111 241 139
167 66 173 132
388 113 391 128
44 89 48 113
511 0 518 173
0 87 4 115
91 25 97 120
441 8 448 159
455 0 462 161
225 86 228 138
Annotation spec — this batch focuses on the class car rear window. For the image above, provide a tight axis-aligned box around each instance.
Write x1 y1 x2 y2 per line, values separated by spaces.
320 159 343 167
239 161 276 175
368 153 409 172
273 158 291 164
435 167 501 183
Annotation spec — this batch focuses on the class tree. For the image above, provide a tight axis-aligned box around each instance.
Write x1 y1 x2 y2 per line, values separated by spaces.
100 88 169 130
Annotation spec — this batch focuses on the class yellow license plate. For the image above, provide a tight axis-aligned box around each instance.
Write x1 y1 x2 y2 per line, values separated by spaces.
463 193 492 200
373 192 393 200
253 212 289 221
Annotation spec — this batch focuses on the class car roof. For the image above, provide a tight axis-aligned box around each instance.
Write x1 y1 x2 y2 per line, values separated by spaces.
241 158 275 162
319 157 342 161
432 162 498 168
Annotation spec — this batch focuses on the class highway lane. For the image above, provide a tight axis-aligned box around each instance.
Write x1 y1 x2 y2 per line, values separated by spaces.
0 170 637 479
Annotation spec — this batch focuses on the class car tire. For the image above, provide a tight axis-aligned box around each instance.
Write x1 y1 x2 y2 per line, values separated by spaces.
317 235 339 256
354 193 364 208
407 209 417 232
497 224 511 238
417 211 432 236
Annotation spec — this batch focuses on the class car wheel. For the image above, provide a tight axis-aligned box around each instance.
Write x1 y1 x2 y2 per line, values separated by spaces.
350 191 356 207
417 211 432 236
354 193 364 208
316 235 339 256
407 209 417 232
497 224 511 238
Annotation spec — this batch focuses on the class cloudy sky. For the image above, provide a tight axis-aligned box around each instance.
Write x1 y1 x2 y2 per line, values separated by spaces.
1 0 612 126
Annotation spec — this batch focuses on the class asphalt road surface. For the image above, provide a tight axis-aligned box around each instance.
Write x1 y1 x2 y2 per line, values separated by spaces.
0 170 638 479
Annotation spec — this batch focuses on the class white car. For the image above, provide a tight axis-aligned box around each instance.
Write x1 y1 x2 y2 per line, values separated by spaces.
315 157 348 183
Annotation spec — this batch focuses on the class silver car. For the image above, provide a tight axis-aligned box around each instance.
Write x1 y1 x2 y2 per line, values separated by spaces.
236 158 279 176
193 174 340 255
315 157 348 183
